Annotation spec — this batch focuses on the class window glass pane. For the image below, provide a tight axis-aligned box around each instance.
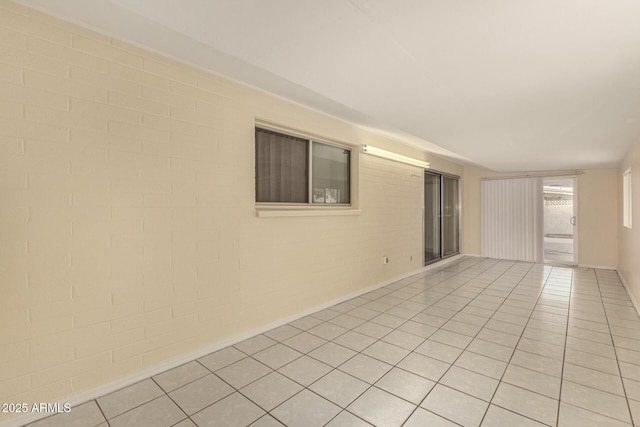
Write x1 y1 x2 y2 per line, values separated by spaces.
255 129 308 203
441 176 460 256
624 168 632 228
424 172 441 263
312 142 350 204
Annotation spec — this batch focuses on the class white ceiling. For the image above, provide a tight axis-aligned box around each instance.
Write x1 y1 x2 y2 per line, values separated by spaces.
18 0 640 171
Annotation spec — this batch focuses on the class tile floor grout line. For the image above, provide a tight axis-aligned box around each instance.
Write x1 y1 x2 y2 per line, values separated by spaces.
401 260 539 426
152 359 225 400
305 257 499 426
30 258 640 427
317 257 500 426
344 263 504 425
148 376 191 427
553 266 574 427
102 393 176 426
486 267 563 423
250 257 493 426
181 353 276 424
477 263 560 427
93 397 110 426
217 273 439 426
90 379 177 426
81 258 494 427
235 257 493 426
594 268 636 426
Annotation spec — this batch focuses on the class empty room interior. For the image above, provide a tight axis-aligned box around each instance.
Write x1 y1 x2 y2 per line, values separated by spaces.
2 1 640 426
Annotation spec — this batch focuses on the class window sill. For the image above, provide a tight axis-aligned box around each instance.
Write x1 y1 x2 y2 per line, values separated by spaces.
256 208 361 218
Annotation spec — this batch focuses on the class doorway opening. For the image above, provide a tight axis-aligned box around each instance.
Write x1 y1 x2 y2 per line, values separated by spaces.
543 177 576 264
424 171 460 265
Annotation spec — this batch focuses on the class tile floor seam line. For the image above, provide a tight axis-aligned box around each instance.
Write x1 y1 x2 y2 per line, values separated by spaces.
560 377 630 400
379 262 481 322
25 258 556 427
310 368 372 423
402 259 510 324
265 330 394 424
487 403 556 427
398 407 464 427
349 257 507 367
394 260 513 350
363 266 488 354
552 267 573 427
184 368 281 425
92 378 170 424
149 376 191 426
338 258 507 427
476 263 559 427
269 364 346 420
183 356 272 422
195 358 216 377
594 268 637 426
560 353 627 377
289 359 335 388
564 327 616 347
491 379 562 407
234 337 279 358
171 418 190 427
323 407 372 426
330 367 391 412
154 360 218 397
235 379 290 418
278 272 480 414
401 260 539 425
93 397 110 426
240 354 290 386
265 377 348 425
214 359 261 390
278 331 330 356
98 393 180 426
559 401 634 427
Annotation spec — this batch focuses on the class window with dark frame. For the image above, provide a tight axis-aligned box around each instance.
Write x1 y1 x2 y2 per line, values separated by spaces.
255 128 351 205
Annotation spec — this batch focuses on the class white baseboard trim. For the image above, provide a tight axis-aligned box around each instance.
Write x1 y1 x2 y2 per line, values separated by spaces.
462 253 483 258
0 256 466 427
618 271 640 317
414 253 466 273
577 264 617 270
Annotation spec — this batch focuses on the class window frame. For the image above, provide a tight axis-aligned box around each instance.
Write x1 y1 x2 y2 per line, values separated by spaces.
623 167 632 229
255 125 353 207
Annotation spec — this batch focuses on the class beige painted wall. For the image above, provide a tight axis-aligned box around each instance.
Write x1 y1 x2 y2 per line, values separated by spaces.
0 3 464 422
619 137 640 308
577 169 618 268
462 165 618 268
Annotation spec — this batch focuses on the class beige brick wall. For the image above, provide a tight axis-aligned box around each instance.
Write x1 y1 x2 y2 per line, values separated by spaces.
0 2 463 422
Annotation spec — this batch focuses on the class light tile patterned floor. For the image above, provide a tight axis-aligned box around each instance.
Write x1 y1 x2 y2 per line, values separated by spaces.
26 257 640 427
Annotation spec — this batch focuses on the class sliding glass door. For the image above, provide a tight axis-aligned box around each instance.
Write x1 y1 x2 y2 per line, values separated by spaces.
442 176 460 257
543 177 576 264
424 172 441 264
424 171 460 265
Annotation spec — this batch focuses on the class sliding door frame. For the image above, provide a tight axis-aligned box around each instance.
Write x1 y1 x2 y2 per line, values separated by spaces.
542 175 579 265
424 170 461 266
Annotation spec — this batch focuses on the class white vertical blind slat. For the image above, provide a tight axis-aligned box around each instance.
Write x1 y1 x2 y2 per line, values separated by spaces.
481 178 543 262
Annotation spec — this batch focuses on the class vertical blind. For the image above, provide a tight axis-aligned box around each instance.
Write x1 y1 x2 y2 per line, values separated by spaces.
482 177 544 262
255 128 308 203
